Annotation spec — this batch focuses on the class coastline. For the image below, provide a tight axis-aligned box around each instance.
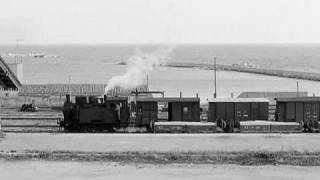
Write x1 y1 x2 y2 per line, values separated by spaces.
162 62 320 82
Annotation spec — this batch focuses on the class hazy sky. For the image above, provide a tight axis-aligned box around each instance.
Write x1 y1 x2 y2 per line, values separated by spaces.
1 0 320 44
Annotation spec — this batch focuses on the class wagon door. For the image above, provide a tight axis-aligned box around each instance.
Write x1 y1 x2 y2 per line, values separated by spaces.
295 102 303 123
235 103 250 121
169 102 182 121
137 101 158 125
182 103 192 121
216 102 226 122
304 103 312 123
311 102 319 122
285 102 296 122
251 103 259 120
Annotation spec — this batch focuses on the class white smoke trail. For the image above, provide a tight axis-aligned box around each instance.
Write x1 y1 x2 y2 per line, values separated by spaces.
105 47 173 94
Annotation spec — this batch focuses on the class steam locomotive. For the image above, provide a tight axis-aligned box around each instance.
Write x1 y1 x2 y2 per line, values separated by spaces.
60 93 320 133
61 94 155 132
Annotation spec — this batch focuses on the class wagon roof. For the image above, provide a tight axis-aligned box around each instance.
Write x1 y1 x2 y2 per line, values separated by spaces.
105 96 128 101
207 98 270 103
275 96 320 102
135 97 200 102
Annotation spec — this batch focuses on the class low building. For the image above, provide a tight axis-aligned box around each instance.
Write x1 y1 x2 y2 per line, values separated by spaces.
7 60 23 83
238 91 308 105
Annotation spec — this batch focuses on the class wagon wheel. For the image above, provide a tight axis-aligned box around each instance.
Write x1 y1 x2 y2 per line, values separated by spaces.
146 120 154 133
108 127 116 133
87 126 97 133
80 125 88 132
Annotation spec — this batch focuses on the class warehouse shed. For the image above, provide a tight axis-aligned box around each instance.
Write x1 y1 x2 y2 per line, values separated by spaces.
238 91 308 104
207 98 269 122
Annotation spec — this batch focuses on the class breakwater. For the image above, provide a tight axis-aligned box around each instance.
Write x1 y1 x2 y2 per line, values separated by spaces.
163 62 320 82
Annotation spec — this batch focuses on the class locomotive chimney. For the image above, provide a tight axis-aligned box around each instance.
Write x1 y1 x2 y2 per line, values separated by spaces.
66 94 70 103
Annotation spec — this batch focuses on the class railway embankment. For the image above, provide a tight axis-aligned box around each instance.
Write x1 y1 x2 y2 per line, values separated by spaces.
163 62 320 81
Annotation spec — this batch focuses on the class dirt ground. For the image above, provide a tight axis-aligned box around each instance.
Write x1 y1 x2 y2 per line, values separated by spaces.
1 133 320 153
1 161 319 180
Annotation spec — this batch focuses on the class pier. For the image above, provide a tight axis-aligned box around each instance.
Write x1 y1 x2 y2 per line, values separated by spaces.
163 62 320 81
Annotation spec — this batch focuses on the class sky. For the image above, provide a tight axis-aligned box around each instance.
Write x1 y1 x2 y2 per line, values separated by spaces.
0 0 320 44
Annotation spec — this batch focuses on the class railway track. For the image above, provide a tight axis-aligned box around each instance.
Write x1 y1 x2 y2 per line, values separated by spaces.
0 113 64 133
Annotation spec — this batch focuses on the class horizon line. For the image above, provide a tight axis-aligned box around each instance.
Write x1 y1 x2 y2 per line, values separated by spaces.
1 42 320 46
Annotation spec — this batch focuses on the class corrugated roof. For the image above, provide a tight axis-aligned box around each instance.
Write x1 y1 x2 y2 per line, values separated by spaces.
0 56 22 90
275 97 320 102
136 97 200 102
207 98 270 103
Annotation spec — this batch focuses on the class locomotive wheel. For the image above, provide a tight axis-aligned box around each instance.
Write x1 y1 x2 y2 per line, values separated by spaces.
80 125 88 132
87 126 98 133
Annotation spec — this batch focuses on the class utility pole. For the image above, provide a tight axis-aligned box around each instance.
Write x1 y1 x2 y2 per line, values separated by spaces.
13 39 23 63
146 73 149 92
15 39 23 48
69 75 72 96
214 57 217 98
296 81 299 97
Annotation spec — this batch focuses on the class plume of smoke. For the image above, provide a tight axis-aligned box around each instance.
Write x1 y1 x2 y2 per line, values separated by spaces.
105 47 173 94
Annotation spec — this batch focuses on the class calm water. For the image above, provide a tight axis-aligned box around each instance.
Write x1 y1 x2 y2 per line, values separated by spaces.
2 44 320 72
1 44 320 98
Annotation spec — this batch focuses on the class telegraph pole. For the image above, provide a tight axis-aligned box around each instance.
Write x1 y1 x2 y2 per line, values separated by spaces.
69 75 72 96
13 39 23 63
146 73 149 92
296 81 299 97
214 57 217 98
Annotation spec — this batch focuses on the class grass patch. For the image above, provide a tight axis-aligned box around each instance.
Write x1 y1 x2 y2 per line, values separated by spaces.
1 150 320 166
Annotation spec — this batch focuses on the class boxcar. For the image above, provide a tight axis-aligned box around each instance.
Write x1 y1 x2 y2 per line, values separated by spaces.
133 97 200 122
275 97 320 132
207 98 269 132
132 97 158 129
166 97 200 122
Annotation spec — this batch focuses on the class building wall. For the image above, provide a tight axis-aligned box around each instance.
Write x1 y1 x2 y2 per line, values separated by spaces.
7 62 23 83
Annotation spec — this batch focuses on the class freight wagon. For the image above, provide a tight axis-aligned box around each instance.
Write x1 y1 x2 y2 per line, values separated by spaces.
131 97 200 121
207 98 269 132
275 97 320 132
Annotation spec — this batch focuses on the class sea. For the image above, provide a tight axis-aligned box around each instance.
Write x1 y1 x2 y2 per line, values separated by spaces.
1 44 320 99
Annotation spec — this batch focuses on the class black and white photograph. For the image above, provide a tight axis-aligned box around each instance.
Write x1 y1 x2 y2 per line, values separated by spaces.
1 0 320 179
